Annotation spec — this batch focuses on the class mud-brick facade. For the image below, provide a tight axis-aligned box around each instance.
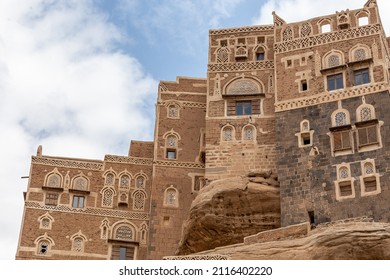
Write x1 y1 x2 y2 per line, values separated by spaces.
16 77 206 260
16 0 390 260
206 25 277 182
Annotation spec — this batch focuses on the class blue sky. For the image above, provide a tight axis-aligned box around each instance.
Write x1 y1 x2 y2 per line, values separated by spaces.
0 0 389 260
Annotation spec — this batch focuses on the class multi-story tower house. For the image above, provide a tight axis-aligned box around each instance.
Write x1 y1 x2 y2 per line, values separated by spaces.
274 0 390 226
16 141 155 260
16 0 390 260
206 25 277 182
16 77 206 260
147 77 206 259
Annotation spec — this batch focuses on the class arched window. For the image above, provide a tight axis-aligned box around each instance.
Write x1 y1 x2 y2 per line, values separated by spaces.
356 100 381 151
335 164 355 201
167 103 180 119
222 125 234 142
101 187 115 208
164 187 178 207
46 173 61 188
37 240 50 256
360 159 381 196
73 176 88 191
35 234 54 257
300 22 312 37
328 55 340 68
140 223 148 244
132 190 146 211
135 176 145 189
282 26 293 41
319 19 332 33
330 109 352 156
243 125 256 141
38 213 54 230
255 46 265 61
104 173 115 186
115 225 134 241
119 174 130 189
72 237 84 253
100 219 110 239
335 112 347 126
164 132 180 160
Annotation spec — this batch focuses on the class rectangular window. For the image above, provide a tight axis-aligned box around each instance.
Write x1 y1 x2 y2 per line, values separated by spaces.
111 245 135 260
45 193 58 206
327 73 343 91
354 68 370 85
357 125 378 147
72 196 85 208
333 130 351 151
236 101 252 115
301 80 308 91
339 181 353 197
166 149 177 159
256 52 265 61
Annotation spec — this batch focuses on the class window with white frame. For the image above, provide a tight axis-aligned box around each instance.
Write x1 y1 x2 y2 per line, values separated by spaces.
222 125 234 142
296 120 314 148
164 186 178 207
360 160 381 196
335 164 355 201
355 101 382 152
329 109 353 156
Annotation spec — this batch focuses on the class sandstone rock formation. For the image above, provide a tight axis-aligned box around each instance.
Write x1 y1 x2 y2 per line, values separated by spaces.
191 219 390 260
176 171 280 255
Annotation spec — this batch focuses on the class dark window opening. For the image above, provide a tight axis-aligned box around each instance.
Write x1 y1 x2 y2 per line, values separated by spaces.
302 134 311 145
220 40 227 47
72 195 85 208
308 211 315 224
200 152 206 164
236 101 252 115
327 73 343 91
301 80 308 91
354 68 370 86
166 149 177 159
256 52 265 61
287 60 292 67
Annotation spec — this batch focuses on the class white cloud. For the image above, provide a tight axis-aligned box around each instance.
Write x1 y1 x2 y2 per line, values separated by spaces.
0 0 157 259
252 0 390 35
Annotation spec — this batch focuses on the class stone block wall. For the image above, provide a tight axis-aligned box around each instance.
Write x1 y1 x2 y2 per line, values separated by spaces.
276 91 390 226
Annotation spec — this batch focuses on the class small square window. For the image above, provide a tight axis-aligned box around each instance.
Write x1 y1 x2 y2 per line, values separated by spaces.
327 73 343 91
256 52 265 61
236 101 252 115
287 60 292 67
166 149 177 159
72 196 85 208
45 193 58 206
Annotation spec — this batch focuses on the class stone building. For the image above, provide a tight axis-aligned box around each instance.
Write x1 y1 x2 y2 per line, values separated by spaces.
16 0 390 259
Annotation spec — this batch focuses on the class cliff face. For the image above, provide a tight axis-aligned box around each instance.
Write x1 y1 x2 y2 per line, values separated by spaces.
191 219 390 260
176 171 281 255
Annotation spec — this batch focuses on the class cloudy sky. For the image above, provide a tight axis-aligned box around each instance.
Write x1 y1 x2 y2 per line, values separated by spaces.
0 0 389 260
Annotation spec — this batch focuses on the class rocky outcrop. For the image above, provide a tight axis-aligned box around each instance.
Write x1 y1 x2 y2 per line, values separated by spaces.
189 219 390 260
176 171 281 255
